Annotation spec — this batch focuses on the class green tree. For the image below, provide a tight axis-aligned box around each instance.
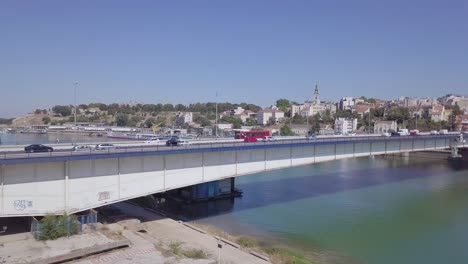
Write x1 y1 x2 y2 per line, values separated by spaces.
221 116 242 129
387 107 410 124
280 125 294 136
276 99 290 113
39 214 78 240
115 113 129 126
144 117 156 128
52 105 72 116
42 117 51 124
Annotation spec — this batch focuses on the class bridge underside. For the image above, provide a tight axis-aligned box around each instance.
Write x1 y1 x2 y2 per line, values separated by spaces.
0 137 456 217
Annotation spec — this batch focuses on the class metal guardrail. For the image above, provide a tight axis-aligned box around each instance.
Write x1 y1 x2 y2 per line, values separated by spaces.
0 134 459 161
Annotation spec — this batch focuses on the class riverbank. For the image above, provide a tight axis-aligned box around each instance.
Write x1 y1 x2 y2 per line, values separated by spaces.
188 223 334 264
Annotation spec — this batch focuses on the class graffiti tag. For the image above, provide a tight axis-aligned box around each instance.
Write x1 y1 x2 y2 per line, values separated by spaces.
98 191 110 201
14 200 33 211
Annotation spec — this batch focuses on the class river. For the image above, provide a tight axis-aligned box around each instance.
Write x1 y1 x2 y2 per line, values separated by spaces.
168 156 468 264
3 133 468 263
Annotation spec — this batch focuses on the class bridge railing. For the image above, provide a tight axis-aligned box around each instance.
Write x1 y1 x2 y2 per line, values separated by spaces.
0 134 460 160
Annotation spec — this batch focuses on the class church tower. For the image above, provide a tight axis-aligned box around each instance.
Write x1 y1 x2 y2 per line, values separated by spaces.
313 81 320 104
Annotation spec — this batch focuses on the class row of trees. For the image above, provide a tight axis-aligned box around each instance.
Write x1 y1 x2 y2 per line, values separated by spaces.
84 102 262 115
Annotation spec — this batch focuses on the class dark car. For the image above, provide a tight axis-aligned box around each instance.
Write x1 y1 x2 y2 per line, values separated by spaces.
166 136 181 146
391 132 401 137
24 144 53 153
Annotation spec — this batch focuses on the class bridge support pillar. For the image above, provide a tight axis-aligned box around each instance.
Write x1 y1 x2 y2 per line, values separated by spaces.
0 165 3 214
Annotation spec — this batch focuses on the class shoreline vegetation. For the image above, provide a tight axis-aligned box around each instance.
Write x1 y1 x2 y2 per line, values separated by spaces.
190 222 328 264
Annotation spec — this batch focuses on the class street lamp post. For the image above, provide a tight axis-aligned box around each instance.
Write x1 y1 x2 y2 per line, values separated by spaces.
215 91 218 138
74 81 78 127
73 81 78 145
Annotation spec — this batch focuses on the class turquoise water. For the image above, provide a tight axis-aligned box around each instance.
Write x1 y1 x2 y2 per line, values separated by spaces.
189 157 468 264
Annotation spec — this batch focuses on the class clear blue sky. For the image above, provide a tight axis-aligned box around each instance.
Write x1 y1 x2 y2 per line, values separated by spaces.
1 0 467 117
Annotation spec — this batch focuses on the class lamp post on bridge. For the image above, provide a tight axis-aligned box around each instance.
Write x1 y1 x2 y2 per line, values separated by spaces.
73 81 78 146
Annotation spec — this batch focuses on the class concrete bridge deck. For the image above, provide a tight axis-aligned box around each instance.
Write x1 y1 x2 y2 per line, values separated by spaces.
0 134 463 217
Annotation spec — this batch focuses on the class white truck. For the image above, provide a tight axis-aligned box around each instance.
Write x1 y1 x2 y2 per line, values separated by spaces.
398 129 410 136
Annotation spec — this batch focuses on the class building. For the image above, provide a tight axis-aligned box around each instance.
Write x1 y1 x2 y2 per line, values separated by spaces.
456 99 468 114
339 97 356 111
256 109 284 125
374 120 397 133
292 81 333 117
455 115 468 131
398 97 419 107
175 112 193 126
355 104 374 117
289 125 309 136
334 118 357 135
430 105 446 122
216 122 234 131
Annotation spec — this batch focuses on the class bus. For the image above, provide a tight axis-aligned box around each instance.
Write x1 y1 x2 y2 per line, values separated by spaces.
234 130 270 142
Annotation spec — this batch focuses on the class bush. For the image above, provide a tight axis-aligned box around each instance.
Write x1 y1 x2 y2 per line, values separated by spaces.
236 236 258 248
39 214 79 240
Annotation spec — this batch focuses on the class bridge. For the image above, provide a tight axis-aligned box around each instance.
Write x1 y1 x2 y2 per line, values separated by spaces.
0 134 463 217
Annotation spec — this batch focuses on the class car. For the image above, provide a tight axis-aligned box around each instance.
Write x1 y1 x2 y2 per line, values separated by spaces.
95 143 116 150
24 144 53 153
306 133 316 140
262 136 276 142
179 140 191 145
73 145 91 152
430 130 439 135
145 138 160 144
381 133 391 137
166 136 181 146
391 132 401 137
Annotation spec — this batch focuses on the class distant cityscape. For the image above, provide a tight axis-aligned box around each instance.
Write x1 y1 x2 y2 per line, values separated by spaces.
1 83 467 137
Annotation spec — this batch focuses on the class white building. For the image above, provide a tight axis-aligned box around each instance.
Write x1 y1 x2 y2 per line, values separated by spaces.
175 112 193 126
256 109 284 125
216 122 233 131
334 118 357 135
339 97 356 111
374 121 397 133
292 82 334 117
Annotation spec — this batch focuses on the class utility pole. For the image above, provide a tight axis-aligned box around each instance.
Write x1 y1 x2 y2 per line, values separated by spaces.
73 81 78 145
368 110 371 134
74 81 78 127
215 91 218 138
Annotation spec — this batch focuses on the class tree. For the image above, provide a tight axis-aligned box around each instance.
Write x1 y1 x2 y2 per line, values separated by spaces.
280 125 294 136
244 117 257 126
42 117 51 124
115 113 129 126
175 104 187 111
276 99 290 112
144 118 156 128
128 116 143 127
387 107 410 124
52 105 72 116
221 116 242 129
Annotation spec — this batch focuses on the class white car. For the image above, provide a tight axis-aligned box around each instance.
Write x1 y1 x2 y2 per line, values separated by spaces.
381 133 391 137
430 130 439 135
73 145 91 152
179 140 191 145
95 143 116 150
262 136 276 142
145 138 160 144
